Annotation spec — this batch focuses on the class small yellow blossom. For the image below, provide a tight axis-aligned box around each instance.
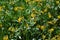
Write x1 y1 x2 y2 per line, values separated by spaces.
47 21 53 24
40 26 46 30
48 12 52 18
41 11 44 14
44 8 47 12
14 7 19 11
18 17 24 23
42 35 46 39
8 27 15 32
19 7 24 10
51 37 56 40
31 13 36 18
57 15 60 19
47 4 50 8
3 35 8 40
26 23 29 28
35 0 42 2
56 1 60 4
0 23 2 28
0 6 3 11
25 0 30 3
48 28 54 33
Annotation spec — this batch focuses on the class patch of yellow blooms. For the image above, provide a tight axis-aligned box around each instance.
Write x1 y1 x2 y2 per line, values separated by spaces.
37 25 46 30
0 23 2 28
56 1 60 4
57 15 60 19
18 17 24 23
0 6 3 11
48 28 54 33
8 27 15 32
31 13 36 18
3 35 8 40
48 12 52 18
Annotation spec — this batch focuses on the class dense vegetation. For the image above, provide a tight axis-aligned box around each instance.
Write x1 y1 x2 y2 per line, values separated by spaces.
0 0 60 40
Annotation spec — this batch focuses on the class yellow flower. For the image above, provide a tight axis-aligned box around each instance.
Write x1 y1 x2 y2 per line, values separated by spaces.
0 23 2 28
18 17 24 23
48 12 52 18
48 28 54 33
40 26 46 30
19 7 24 10
14 7 19 11
0 6 3 11
8 27 15 32
57 15 60 19
41 11 44 14
56 1 60 4
47 21 53 24
44 8 47 12
31 13 36 18
26 23 29 28
25 0 30 3
3 35 8 40
42 35 46 40
35 0 42 2
51 37 56 40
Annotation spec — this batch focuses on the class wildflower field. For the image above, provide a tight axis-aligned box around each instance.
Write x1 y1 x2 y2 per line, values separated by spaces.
0 0 60 40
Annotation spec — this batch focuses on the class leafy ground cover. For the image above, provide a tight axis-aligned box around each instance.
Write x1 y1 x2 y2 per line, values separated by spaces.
0 0 60 40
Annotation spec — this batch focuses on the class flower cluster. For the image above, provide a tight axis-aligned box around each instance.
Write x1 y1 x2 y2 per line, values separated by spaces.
0 0 60 40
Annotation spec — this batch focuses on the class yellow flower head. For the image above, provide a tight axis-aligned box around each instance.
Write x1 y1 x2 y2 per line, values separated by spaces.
0 6 3 11
48 28 54 33
8 27 15 32
47 21 53 24
3 35 8 40
48 12 52 18
40 26 46 30
25 0 30 3
18 17 24 23
44 8 47 12
14 7 19 11
42 35 46 39
26 23 29 28
57 15 60 19
19 7 24 10
31 13 36 18
56 1 60 4
0 23 2 28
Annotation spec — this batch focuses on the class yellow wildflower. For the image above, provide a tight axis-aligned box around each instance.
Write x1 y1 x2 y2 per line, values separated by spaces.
8 27 15 32
41 11 44 14
35 0 42 2
26 23 29 28
19 7 24 10
31 13 36 18
48 28 54 33
48 12 52 18
42 35 46 40
14 7 19 11
44 8 47 12
25 0 30 3
47 21 53 24
3 35 8 40
51 37 56 40
57 15 60 19
40 26 46 30
0 6 3 11
18 17 24 23
0 23 2 28
56 1 60 4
